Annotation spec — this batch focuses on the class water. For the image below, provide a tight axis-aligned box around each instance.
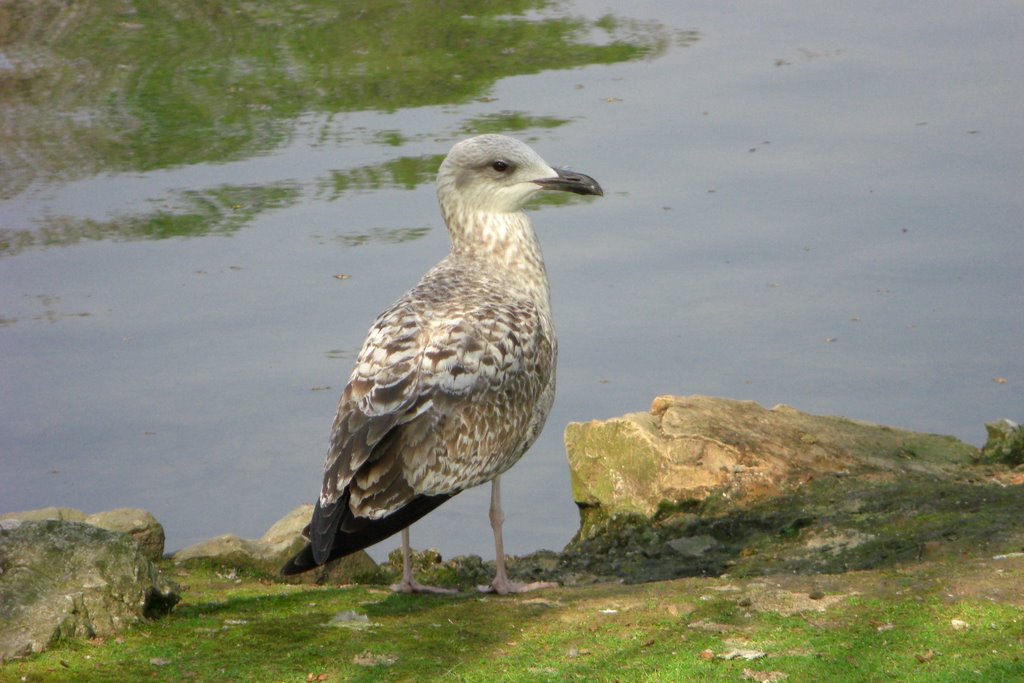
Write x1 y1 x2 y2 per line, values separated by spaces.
2 0 1021 561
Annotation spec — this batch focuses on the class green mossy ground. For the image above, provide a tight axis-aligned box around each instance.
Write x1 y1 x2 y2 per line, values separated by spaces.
6 461 1024 683
4 550 1022 682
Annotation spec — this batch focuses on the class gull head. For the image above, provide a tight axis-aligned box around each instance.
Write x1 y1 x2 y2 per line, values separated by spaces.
437 134 603 215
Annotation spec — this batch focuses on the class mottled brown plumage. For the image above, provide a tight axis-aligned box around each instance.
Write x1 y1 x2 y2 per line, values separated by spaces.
281 135 602 592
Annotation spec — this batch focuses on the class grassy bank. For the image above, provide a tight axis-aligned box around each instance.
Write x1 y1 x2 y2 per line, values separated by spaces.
4 550 1022 682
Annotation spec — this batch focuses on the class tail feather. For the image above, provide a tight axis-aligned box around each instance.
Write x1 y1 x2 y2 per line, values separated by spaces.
281 493 454 576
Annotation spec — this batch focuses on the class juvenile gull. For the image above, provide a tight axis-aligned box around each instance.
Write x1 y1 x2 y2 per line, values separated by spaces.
281 134 603 593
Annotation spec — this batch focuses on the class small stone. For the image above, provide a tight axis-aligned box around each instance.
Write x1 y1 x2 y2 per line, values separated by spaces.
718 648 767 661
327 611 372 630
742 670 789 682
352 651 397 666
665 535 718 557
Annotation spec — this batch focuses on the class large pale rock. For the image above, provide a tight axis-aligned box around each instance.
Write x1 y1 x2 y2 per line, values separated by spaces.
0 507 165 561
173 505 379 584
553 395 1020 584
0 520 179 661
565 395 977 533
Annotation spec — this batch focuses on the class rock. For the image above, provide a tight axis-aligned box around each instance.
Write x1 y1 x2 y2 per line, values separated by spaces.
0 520 179 661
173 534 265 565
555 395 1024 584
565 395 976 534
173 505 380 585
380 548 490 590
85 508 165 561
666 535 718 557
327 610 373 630
0 507 165 561
258 504 315 559
980 419 1024 466
311 552 383 586
0 507 87 523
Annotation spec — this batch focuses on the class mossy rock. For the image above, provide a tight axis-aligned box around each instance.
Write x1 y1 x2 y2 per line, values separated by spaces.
980 419 1024 466
565 395 977 539
0 521 178 660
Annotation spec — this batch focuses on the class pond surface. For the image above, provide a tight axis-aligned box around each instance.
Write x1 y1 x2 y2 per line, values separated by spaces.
2 0 1022 560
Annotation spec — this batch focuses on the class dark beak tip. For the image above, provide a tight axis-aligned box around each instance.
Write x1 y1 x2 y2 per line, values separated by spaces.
536 169 604 197
574 175 604 197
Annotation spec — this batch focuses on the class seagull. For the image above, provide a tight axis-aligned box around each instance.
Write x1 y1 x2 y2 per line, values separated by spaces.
281 134 603 593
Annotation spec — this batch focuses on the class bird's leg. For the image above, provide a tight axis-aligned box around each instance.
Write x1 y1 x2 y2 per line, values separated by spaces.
479 476 558 594
391 527 457 594
400 527 415 587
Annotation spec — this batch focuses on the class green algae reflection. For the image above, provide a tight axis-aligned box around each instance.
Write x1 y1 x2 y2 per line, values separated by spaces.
2 1 675 191
1 1 692 253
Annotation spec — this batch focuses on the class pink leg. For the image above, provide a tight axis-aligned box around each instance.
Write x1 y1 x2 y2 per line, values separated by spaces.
390 527 457 594
479 476 558 594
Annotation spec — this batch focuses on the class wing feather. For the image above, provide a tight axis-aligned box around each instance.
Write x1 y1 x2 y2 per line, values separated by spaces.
303 271 554 566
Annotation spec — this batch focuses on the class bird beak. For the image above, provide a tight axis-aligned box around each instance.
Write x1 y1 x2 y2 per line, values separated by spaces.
534 168 604 197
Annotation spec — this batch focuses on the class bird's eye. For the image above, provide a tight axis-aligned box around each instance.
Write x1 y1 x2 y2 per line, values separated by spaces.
491 160 510 173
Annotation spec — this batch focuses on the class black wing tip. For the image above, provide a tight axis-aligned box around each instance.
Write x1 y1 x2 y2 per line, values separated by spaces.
280 543 318 576
280 493 457 576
